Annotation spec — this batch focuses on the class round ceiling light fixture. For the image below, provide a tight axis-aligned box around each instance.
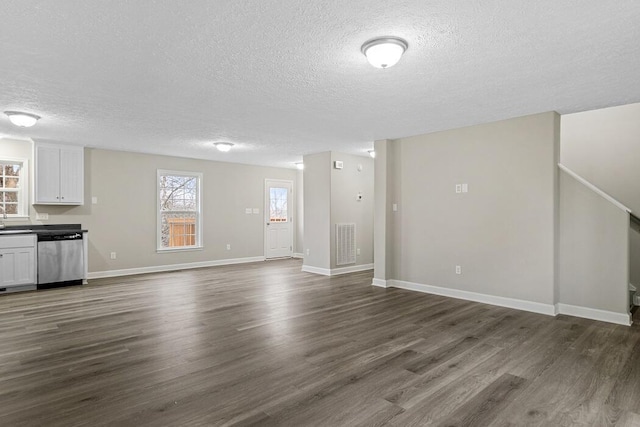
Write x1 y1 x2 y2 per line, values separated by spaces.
361 37 408 69
4 111 41 127
214 142 234 152
368 150 376 158
295 162 304 170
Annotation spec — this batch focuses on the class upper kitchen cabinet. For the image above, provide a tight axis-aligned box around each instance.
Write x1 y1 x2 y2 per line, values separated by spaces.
34 142 84 205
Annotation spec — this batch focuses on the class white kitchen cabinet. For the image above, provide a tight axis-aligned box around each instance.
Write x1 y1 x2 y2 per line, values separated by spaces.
0 235 36 287
34 143 84 205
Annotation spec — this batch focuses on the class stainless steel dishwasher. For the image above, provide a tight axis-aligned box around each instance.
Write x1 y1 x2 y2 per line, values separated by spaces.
37 232 84 288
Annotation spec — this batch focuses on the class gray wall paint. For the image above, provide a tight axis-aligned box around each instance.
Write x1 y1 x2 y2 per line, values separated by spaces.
296 169 304 255
0 143 299 273
561 102 640 213
385 112 559 305
558 170 629 313
302 152 331 270
330 152 374 269
631 220 640 288
373 140 388 280
303 151 374 272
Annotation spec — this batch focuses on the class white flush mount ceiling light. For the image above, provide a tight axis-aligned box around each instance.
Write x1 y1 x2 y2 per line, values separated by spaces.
295 162 304 170
361 37 408 69
4 111 41 127
368 150 376 158
214 142 234 152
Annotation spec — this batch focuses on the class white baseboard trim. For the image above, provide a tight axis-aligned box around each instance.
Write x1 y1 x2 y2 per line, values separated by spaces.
331 264 374 276
389 279 557 316
556 303 632 326
372 278 388 288
301 263 374 277
301 265 331 276
293 253 304 259
88 256 266 280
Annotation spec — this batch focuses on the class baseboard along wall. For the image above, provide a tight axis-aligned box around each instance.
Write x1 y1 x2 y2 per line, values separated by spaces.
301 263 374 276
374 279 631 326
88 256 266 280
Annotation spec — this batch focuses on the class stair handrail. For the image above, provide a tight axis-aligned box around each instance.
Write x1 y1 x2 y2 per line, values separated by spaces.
558 163 632 214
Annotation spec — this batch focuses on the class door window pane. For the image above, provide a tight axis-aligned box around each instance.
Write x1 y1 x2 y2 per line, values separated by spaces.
270 187 288 222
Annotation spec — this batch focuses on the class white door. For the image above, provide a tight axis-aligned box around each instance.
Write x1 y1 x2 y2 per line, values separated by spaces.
265 180 293 259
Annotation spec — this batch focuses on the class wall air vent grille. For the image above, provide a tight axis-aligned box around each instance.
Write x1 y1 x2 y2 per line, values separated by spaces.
336 223 356 266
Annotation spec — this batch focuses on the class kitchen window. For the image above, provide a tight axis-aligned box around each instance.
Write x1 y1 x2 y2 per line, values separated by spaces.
0 158 28 218
157 170 202 251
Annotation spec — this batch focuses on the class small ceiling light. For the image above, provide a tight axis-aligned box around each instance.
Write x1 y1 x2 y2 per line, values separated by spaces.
368 150 376 158
295 162 304 170
214 142 234 152
361 37 408 69
4 111 40 127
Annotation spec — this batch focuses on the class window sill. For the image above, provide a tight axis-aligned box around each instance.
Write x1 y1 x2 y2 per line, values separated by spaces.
157 246 203 254
1 216 30 222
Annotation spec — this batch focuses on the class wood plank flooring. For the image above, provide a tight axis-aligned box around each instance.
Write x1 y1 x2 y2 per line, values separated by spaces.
1 258 640 426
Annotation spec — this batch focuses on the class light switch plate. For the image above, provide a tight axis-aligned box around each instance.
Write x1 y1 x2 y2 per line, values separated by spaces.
462 183 468 193
36 213 49 221
253 208 259 214
245 208 252 214
92 196 98 204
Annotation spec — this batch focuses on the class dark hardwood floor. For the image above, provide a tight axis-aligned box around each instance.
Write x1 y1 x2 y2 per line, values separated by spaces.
1 259 640 426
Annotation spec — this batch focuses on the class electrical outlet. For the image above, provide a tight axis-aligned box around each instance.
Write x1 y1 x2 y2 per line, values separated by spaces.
357 248 361 256
253 208 259 214
245 208 252 214
226 244 231 250
306 248 310 256
92 196 98 204
455 184 462 194
392 203 398 212
455 265 462 275
36 213 49 221
110 252 117 260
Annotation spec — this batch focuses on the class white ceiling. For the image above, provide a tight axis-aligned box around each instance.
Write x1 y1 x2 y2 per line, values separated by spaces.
1 1 639 169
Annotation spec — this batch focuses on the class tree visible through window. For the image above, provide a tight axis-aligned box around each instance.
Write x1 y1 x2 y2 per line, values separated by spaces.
269 187 288 222
0 160 26 217
158 170 202 250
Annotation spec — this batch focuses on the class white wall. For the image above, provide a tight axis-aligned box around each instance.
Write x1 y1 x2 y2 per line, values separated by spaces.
302 152 331 270
376 112 560 307
330 152 374 270
558 169 629 316
0 142 300 274
631 218 640 288
303 151 374 274
561 102 640 213
295 169 304 256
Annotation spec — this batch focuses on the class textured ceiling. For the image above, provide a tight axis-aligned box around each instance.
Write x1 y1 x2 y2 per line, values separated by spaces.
1 1 639 169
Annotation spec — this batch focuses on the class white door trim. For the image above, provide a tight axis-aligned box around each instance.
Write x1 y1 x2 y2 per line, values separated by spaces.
264 179 294 259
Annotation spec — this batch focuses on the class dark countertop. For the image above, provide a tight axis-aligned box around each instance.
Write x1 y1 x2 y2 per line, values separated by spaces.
0 224 88 235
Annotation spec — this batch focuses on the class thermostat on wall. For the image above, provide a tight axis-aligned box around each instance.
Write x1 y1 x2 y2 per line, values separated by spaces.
334 161 343 169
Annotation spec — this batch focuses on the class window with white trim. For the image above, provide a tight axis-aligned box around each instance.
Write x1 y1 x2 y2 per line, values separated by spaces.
157 170 202 251
0 159 28 218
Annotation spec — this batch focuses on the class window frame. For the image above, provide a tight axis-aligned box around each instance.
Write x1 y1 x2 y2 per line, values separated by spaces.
156 169 203 252
0 157 29 220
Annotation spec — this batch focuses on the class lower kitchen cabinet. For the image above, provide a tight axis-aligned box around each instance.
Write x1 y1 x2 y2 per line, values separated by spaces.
0 235 37 288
